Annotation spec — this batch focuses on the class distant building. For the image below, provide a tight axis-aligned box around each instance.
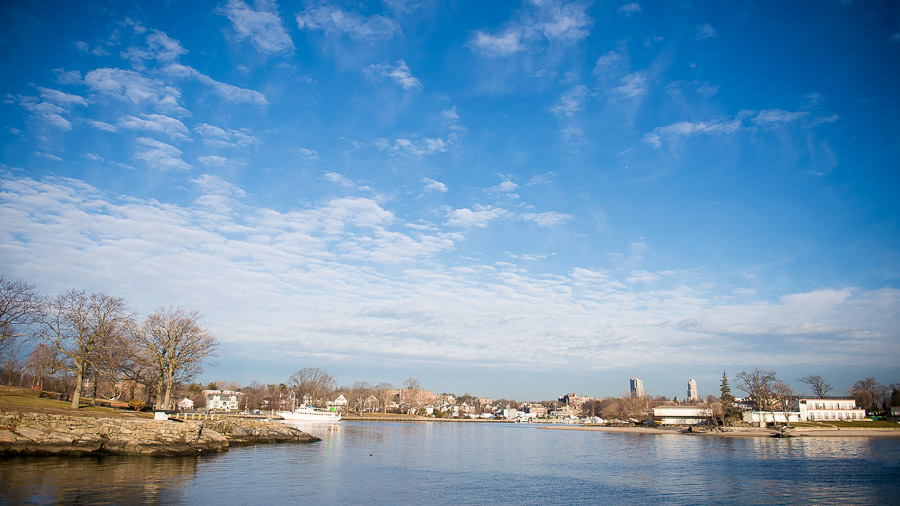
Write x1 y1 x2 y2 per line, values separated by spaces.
653 405 708 425
687 379 699 402
329 394 348 411
203 390 241 411
558 393 595 409
177 398 194 411
630 377 645 398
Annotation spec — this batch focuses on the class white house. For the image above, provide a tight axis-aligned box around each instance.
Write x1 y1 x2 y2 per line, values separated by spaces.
176 397 194 410
329 393 348 411
203 389 241 411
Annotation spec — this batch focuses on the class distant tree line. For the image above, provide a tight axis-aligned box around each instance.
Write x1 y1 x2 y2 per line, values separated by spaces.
0 274 217 410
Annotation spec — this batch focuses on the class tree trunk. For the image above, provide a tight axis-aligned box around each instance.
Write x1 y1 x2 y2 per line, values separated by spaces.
71 362 84 409
163 374 173 411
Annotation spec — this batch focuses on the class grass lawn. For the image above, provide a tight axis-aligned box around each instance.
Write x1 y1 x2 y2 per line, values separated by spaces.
0 387 146 417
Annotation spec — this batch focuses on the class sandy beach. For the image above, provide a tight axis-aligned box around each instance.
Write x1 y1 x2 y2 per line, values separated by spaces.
542 425 900 438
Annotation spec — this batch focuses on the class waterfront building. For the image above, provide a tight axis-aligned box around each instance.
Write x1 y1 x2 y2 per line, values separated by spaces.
202 389 241 411
653 405 708 425
524 403 548 417
176 398 194 410
687 379 699 402
742 397 865 424
630 377 645 398
329 393 348 411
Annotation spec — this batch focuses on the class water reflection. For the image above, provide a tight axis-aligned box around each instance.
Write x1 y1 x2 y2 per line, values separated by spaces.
1 423 898 505
0 455 199 505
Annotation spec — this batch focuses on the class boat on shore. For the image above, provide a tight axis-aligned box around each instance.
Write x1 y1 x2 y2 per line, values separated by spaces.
276 405 341 422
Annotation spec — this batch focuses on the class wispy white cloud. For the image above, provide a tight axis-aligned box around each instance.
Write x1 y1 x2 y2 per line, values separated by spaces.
469 0 591 56
220 0 295 54
469 28 525 57
752 109 809 124
610 71 646 100
550 85 590 115
122 29 188 68
117 113 189 139
133 137 192 171
422 178 448 192
520 211 573 226
294 148 321 161
694 23 716 40
164 64 268 108
323 171 356 188
444 204 508 228
364 60 421 90
194 123 258 149
83 68 189 116
296 3 401 40
376 137 449 157
2 175 897 376
593 49 625 75
35 152 64 162
617 3 641 15
644 116 742 148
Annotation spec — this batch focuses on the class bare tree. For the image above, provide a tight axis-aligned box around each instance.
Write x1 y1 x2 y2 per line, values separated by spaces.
26 343 58 391
131 307 218 410
375 381 393 412
735 369 777 412
799 375 833 399
0 275 40 355
850 377 879 413
39 290 132 408
3 341 24 389
772 380 796 427
288 367 336 407
403 377 422 415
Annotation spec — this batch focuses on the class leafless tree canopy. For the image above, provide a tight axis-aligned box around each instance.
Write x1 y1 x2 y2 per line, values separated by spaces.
799 375 833 398
131 307 218 410
288 367 336 407
772 380 796 426
39 290 133 408
735 368 777 412
0 275 40 354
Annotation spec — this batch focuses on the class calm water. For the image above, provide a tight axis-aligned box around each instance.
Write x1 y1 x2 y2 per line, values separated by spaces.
2 422 899 505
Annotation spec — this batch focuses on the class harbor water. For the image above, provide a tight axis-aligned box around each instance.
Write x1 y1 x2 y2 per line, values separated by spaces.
2 421 899 505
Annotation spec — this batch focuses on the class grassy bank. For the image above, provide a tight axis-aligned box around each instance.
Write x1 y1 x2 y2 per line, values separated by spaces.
0 387 146 418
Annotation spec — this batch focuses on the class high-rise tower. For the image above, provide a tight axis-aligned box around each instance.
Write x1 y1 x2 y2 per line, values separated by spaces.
630 377 645 398
687 379 699 402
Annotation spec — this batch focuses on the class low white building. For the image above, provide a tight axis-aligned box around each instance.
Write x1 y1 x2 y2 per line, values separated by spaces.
176 397 194 410
743 398 865 424
653 405 709 425
797 398 865 421
203 389 241 411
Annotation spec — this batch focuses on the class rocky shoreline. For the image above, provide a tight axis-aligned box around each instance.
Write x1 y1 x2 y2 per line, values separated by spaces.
0 411 319 457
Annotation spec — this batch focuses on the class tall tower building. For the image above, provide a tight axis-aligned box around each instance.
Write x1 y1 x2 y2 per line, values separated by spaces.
630 377 645 398
687 379 699 402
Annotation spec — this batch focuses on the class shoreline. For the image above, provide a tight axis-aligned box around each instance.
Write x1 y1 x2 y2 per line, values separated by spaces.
542 425 900 438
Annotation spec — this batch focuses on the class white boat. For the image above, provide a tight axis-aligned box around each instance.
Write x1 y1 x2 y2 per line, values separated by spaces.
276 405 341 422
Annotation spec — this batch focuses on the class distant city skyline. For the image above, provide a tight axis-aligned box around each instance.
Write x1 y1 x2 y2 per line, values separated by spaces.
1 1 897 400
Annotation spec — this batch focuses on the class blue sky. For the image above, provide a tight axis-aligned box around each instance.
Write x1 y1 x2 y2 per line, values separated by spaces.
2 0 898 400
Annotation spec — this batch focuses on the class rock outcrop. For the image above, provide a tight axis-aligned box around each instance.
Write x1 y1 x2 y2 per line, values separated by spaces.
0 412 318 456
201 419 320 445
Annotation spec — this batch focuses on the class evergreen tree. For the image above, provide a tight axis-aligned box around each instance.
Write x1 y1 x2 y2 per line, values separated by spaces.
720 371 735 418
